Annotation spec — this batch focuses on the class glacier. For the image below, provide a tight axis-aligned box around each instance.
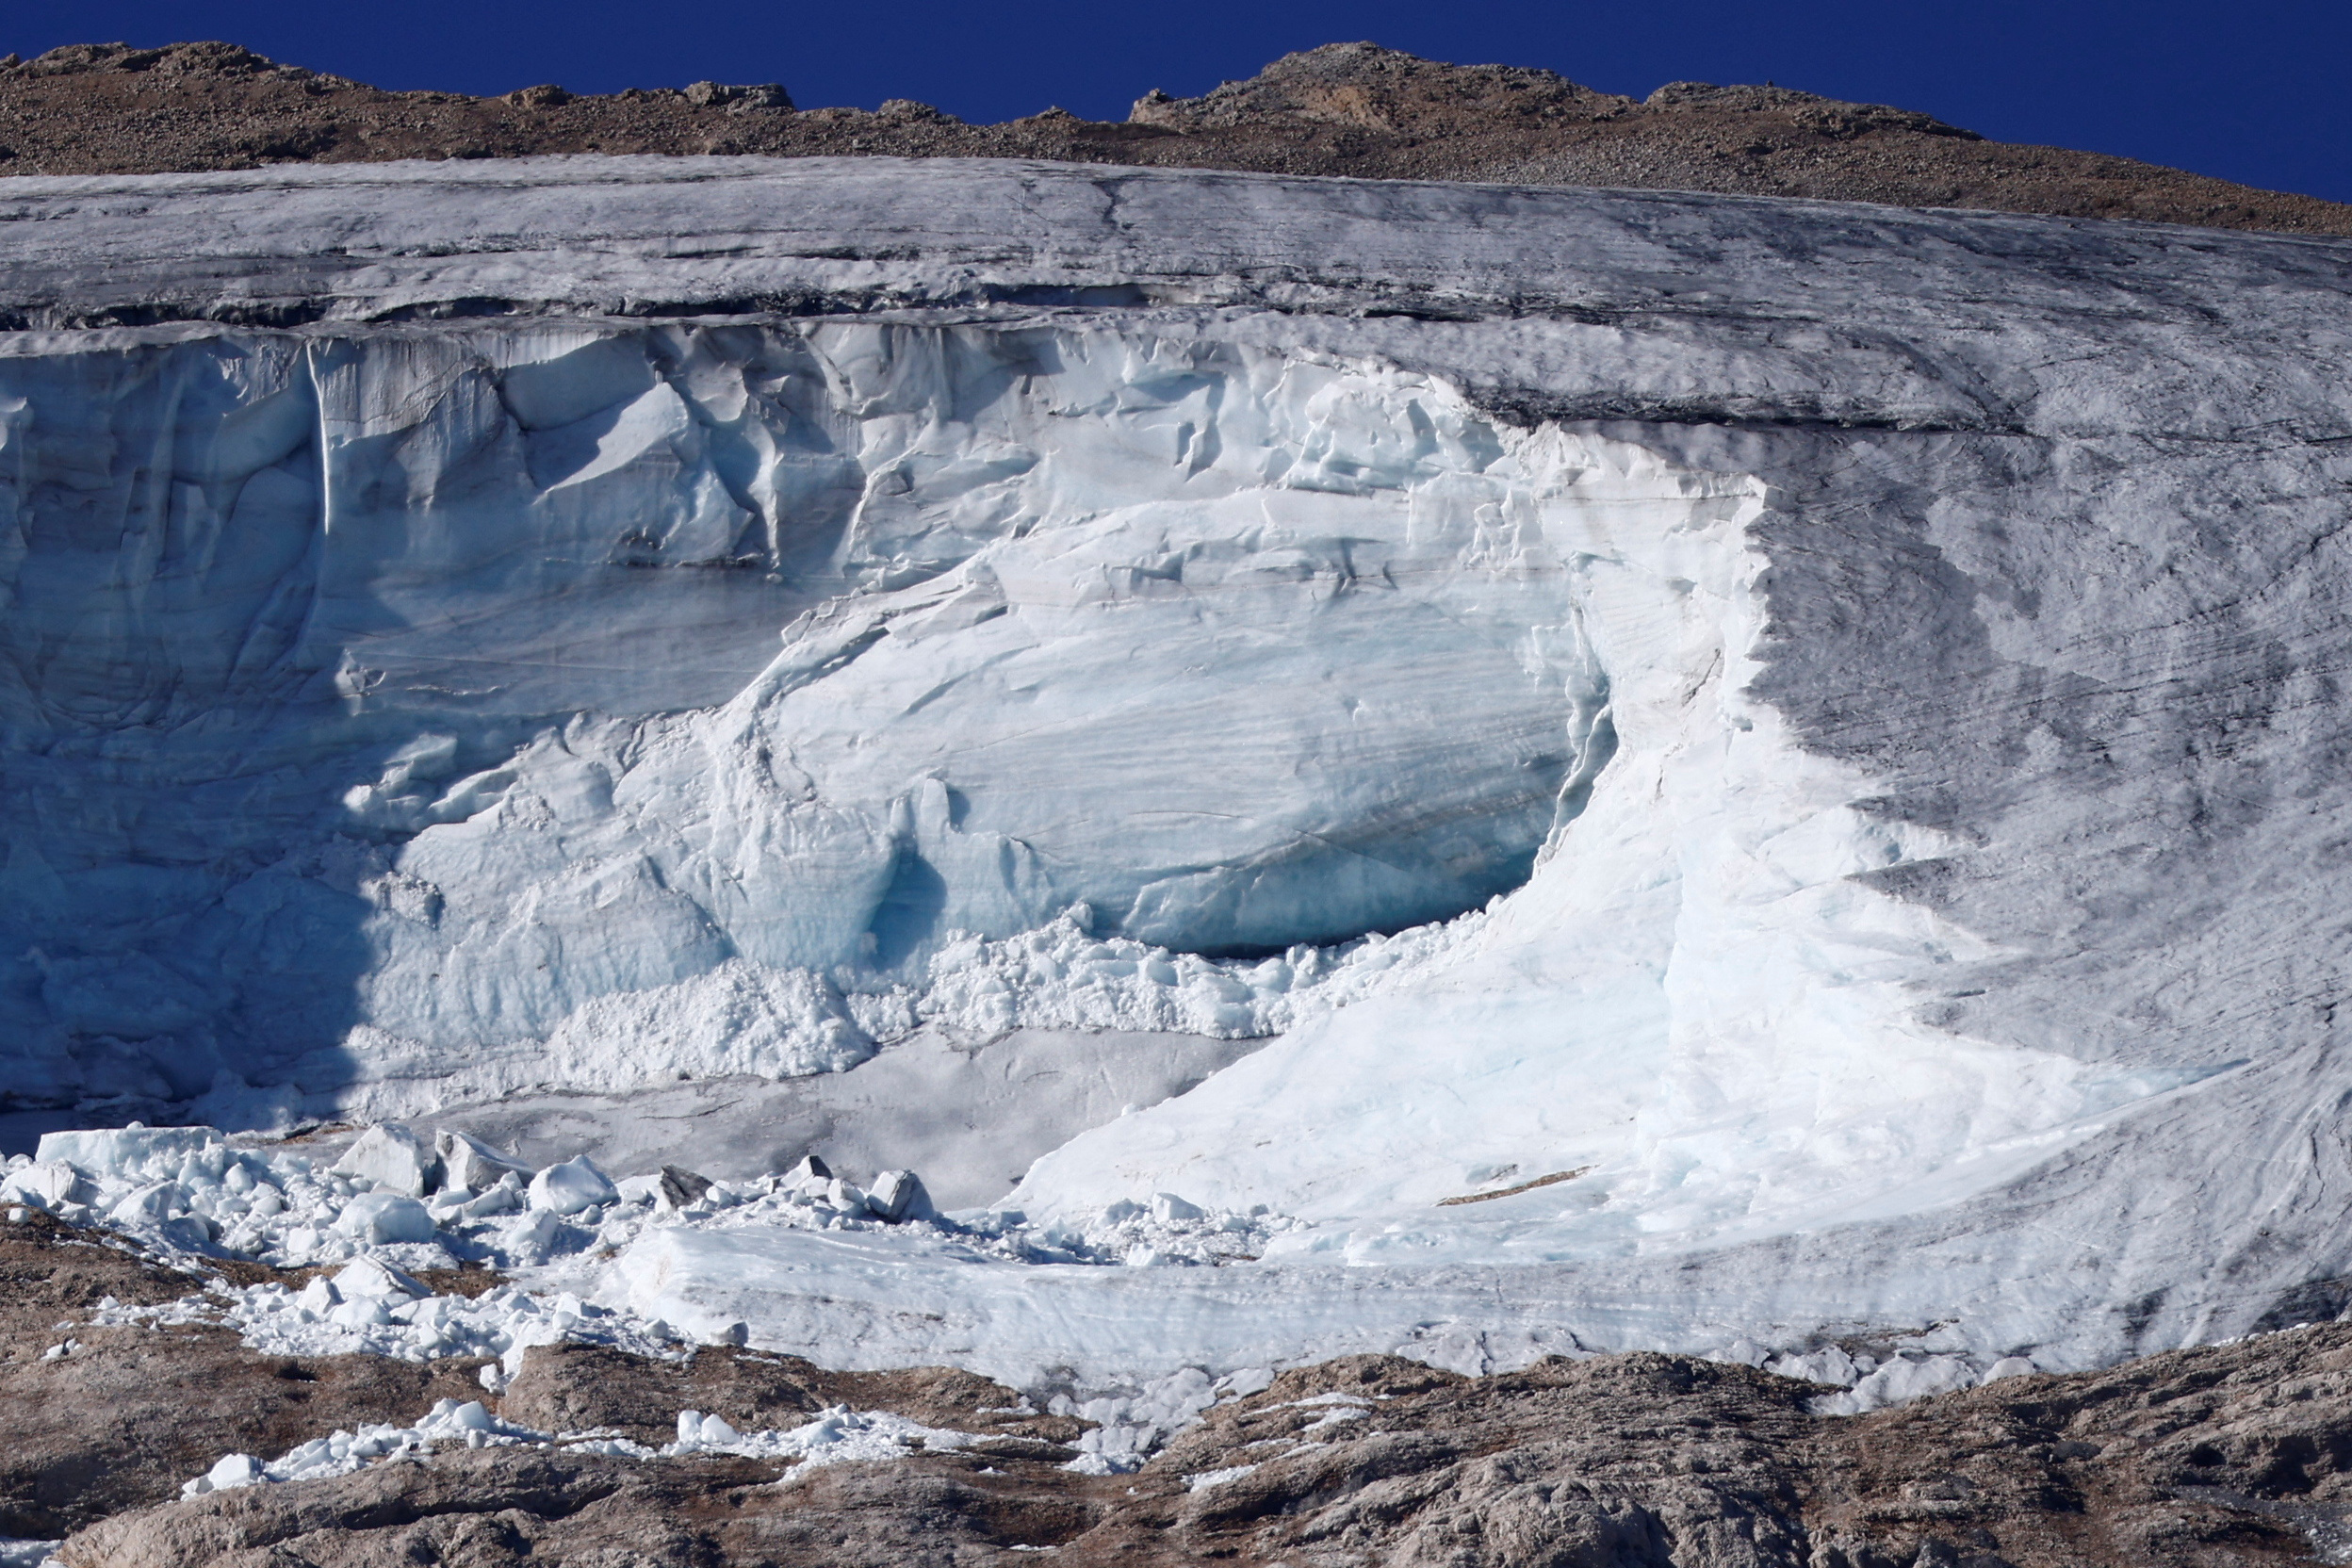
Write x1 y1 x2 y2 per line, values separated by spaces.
4 155 2352 1390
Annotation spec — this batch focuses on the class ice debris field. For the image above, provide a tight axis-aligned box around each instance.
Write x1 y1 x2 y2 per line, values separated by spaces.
3 1116 2002 1497
2 152 2351 1483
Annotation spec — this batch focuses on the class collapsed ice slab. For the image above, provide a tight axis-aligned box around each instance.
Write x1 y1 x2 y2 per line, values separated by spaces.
334 1125 437 1197
437 1130 528 1195
36 1127 220 1183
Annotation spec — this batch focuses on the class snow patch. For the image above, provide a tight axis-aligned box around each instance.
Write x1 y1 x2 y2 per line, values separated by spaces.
181 1397 979 1498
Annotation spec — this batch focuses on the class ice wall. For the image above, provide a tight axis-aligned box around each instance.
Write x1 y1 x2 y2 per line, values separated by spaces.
8 155 2352 1371
0 321 1621 1114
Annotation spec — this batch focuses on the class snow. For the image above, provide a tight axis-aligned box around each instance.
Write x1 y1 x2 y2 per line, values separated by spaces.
528 1157 618 1216
1811 1356 1984 1416
379 1025 1264 1210
3 155 2351 1424
1185 1463 1261 1491
178 1396 975 1498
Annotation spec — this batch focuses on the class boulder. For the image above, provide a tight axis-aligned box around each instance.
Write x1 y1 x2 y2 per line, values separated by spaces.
657 1166 712 1211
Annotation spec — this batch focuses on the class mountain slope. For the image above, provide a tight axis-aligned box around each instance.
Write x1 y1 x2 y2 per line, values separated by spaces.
0 40 2345 235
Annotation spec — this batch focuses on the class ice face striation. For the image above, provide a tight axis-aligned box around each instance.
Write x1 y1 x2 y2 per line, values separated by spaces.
0 318 1638 1111
6 156 2352 1381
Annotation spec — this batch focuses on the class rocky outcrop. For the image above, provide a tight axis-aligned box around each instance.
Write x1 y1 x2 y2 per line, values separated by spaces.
0 40 2344 234
0 1211 493 1539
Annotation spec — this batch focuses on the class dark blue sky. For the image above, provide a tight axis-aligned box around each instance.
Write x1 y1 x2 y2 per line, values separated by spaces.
8 0 2347 203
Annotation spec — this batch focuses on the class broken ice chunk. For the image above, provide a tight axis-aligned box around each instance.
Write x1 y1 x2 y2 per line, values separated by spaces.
1764 1346 1860 1388
1151 1192 1205 1223
863 1169 933 1224
109 1180 187 1227
336 1192 437 1246
677 1410 743 1445
184 1452 265 1496
334 1124 440 1197
39 1125 220 1184
0 1160 93 1213
529 1157 617 1216
332 1257 425 1301
500 1207 572 1266
435 1130 528 1195
612 1172 661 1205
330 1296 395 1329
1215 1367 1276 1399
1811 1355 1980 1415
457 1172 526 1219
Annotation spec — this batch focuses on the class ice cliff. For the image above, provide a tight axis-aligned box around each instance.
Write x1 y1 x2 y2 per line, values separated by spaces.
4 156 2351 1377
0 318 1621 1108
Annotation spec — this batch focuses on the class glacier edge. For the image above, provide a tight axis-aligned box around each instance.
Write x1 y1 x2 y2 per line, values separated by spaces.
1 155 2349 1382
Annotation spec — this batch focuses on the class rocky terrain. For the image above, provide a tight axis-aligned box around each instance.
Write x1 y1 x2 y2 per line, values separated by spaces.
1 39 2345 235
7 1210 2352 1566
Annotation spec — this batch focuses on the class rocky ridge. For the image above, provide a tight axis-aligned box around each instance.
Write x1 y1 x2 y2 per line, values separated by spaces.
9 1211 2352 1566
0 39 2344 235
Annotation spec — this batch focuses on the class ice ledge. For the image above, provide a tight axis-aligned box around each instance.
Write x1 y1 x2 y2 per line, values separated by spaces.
4 157 2333 400
3 156 2346 446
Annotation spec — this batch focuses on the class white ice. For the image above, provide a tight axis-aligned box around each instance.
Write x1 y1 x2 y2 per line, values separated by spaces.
3 156 2350 1413
180 1396 976 1499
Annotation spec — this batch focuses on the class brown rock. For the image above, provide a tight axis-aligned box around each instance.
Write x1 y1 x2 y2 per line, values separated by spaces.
0 1211 494 1538
19 1204 2352 1564
501 1338 1086 1450
0 39 2342 236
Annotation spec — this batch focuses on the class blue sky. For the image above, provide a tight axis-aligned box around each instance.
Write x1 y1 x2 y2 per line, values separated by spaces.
8 0 2347 203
